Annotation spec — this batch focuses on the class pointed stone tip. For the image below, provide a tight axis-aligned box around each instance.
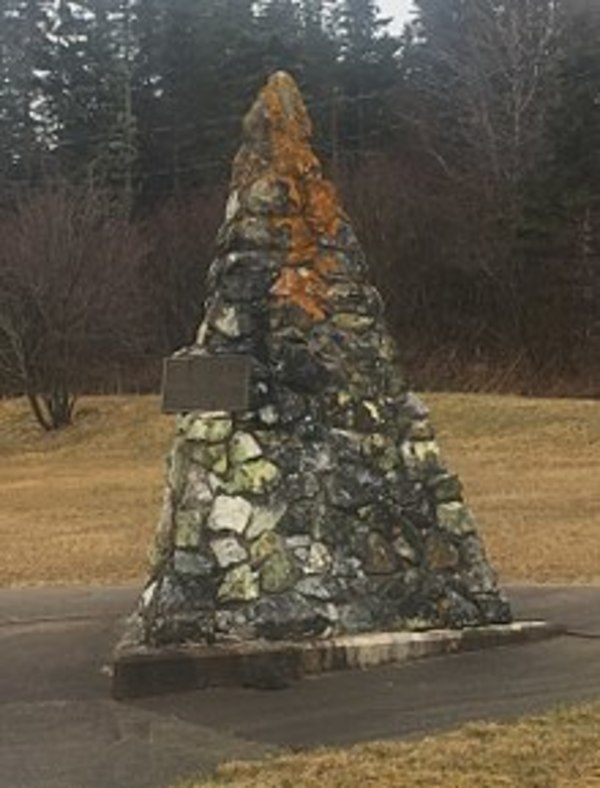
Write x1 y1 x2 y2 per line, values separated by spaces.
243 70 312 145
232 70 321 189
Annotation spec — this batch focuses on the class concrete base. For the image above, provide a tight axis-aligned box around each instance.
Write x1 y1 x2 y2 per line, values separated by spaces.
111 620 562 699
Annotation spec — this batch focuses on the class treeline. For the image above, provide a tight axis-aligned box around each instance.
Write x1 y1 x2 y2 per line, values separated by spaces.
0 0 598 427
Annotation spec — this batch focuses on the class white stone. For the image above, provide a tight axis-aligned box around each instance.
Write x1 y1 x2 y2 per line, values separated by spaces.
207 495 253 534
405 392 430 418
363 400 381 422
212 304 241 338
208 472 226 494
307 542 332 574
313 447 333 471
196 319 208 344
401 439 440 470
285 535 311 549
211 536 248 568
412 440 439 462
259 405 279 425
141 582 157 608
225 189 240 221
393 535 417 563
246 501 287 539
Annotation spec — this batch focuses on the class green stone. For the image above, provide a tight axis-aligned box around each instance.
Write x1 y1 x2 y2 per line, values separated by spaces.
437 502 477 535
173 549 213 576
191 442 229 473
217 563 259 602
260 549 297 593
167 439 189 497
229 431 263 465
250 530 282 565
148 497 173 570
331 312 374 332
186 416 233 443
174 509 206 548
363 434 398 472
428 474 463 503
228 458 280 494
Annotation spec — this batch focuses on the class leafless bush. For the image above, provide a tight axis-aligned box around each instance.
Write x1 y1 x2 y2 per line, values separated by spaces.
0 184 146 429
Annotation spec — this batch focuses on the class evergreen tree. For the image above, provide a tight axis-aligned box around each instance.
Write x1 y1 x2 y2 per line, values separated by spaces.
40 0 138 196
0 0 48 187
328 0 400 160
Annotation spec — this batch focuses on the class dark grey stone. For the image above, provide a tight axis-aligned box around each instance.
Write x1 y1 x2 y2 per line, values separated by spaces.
249 592 330 640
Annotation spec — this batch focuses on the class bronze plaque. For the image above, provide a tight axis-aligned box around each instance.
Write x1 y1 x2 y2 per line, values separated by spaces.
161 355 251 414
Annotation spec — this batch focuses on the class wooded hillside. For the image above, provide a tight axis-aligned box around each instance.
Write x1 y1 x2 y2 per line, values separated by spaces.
0 0 598 426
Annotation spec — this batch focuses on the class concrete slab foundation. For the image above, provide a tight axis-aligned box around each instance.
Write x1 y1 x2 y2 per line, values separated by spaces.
112 619 563 699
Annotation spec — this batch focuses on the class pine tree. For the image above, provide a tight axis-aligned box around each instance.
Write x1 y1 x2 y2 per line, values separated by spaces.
39 0 138 195
0 0 49 187
328 0 400 161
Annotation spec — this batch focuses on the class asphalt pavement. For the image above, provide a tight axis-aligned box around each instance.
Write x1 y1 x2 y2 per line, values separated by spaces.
1 583 599 788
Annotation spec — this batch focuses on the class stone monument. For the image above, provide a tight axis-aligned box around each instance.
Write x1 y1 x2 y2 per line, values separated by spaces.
114 72 516 693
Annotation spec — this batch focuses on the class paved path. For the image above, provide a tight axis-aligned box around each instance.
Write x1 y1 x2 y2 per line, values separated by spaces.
1 584 599 788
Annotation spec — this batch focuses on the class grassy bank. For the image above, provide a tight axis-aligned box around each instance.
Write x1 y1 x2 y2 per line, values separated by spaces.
0 393 598 587
179 702 600 788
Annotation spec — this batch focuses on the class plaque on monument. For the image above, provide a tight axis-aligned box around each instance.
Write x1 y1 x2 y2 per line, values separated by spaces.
161 355 251 413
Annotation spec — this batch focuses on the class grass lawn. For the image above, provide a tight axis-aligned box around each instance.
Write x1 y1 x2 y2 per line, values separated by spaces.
0 392 598 587
178 702 600 788
1 393 599 787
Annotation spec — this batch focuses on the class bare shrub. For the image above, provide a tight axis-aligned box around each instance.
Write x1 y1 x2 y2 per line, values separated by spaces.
0 184 146 429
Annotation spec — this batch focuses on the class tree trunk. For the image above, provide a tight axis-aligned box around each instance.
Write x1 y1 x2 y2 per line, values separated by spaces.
26 387 76 430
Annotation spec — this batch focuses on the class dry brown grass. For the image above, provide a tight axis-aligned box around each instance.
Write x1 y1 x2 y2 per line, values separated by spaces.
181 701 600 788
0 392 598 587
0 396 171 586
426 393 600 585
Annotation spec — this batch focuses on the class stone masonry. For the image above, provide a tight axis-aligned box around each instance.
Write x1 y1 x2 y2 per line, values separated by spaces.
132 72 511 648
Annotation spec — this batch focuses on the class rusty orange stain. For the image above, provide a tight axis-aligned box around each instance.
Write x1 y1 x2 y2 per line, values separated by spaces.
305 180 343 238
315 253 339 278
236 73 347 322
273 215 316 265
271 266 329 322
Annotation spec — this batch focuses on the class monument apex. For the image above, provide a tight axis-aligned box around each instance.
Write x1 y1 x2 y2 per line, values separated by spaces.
121 71 512 659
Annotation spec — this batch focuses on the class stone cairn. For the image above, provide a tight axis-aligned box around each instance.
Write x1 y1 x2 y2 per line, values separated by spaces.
135 72 511 647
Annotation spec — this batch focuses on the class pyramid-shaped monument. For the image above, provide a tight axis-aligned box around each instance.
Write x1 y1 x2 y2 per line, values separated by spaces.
131 72 511 652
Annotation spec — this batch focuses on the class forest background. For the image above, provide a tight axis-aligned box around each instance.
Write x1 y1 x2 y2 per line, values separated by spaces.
0 0 598 429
